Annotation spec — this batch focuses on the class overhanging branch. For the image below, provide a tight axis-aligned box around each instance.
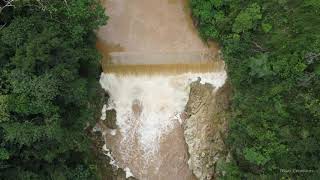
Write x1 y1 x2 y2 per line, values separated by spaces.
0 0 14 14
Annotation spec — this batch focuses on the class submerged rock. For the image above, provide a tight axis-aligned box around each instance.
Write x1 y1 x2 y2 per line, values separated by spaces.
183 79 231 180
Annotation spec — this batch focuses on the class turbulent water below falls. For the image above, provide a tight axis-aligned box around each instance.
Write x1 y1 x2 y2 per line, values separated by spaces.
99 72 226 179
96 0 227 178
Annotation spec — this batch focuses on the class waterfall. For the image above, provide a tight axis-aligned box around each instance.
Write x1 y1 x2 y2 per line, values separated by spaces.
95 0 227 178
99 72 226 179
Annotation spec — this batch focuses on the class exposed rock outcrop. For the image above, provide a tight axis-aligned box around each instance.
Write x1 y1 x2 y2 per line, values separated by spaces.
183 79 231 180
103 109 117 129
90 89 136 180
90 126 137 180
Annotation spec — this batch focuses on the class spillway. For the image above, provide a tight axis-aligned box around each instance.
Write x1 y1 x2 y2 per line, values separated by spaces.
96 0 227 179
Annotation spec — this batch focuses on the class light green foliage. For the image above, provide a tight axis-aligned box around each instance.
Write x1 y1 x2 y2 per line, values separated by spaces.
0 0 107 179
232 3 262 33
190 0 320 178
244 148 269 166
248 54 273 78
0 148 9 160
261 23 272 33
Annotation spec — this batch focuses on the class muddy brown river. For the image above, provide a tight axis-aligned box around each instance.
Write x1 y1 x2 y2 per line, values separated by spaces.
97 0 223 179
97 0 207 52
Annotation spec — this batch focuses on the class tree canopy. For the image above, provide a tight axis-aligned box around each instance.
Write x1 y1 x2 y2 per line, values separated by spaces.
190 0 320 178
0 0 107 179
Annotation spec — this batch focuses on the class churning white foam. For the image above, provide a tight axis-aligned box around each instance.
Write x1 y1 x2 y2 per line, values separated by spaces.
99 72 226 161
100 104 107 120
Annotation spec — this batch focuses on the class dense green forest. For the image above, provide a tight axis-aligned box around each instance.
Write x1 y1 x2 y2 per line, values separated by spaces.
190 0 320 179
0 0 107 179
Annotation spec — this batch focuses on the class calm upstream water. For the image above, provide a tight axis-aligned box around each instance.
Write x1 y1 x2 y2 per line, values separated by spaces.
96 0 226 179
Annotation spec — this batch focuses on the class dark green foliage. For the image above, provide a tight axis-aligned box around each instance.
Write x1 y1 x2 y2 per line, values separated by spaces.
190 0 320 178
0 0 107 179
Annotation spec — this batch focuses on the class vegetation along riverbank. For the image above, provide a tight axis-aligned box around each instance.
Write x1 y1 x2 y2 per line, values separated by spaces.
0 0 107 179
189 0 320 179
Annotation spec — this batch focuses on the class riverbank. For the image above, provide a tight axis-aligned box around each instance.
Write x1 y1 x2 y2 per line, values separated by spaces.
189 0 320 179
183 79 231 179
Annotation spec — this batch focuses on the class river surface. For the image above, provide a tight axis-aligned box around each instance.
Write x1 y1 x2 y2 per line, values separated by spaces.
97 0 207 52
97 0 226 179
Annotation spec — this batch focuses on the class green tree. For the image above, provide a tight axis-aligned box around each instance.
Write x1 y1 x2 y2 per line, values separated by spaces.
190 0 320 178
0 0 107 179
232 3 262 33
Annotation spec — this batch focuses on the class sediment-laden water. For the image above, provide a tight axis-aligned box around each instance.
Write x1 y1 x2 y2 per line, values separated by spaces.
96 0 227 179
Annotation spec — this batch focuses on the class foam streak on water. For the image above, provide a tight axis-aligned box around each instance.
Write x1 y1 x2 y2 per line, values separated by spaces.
99 72 226 163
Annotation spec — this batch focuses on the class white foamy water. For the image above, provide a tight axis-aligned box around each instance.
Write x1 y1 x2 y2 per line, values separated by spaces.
99 72 226 162
100 104 107 120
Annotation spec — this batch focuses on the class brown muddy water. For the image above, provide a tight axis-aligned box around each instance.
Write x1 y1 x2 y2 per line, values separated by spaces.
96 0 226 179
97 0 206 52
102 62 223 75
96 0 222 75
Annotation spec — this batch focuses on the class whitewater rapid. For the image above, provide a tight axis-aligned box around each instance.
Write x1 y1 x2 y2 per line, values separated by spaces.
99 72 226 178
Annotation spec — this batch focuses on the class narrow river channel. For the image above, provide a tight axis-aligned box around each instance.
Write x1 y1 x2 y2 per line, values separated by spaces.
96 0 226 179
